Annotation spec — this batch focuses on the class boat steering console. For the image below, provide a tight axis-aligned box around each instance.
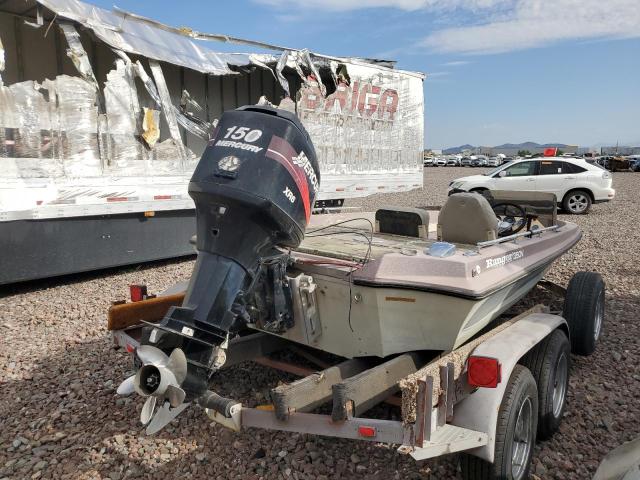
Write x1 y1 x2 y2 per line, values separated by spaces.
493 202 531 236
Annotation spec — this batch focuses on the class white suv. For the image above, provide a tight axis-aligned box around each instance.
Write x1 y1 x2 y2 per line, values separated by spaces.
447 157 615 214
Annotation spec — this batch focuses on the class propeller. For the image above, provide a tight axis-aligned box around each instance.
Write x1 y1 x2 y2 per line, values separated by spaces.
117 346 189 432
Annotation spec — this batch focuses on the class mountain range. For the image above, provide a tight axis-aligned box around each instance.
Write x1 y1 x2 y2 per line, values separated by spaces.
442 142 574 155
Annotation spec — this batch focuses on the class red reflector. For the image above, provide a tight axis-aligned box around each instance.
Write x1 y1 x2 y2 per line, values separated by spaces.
467 356 501 388
129 284 148 302
125 344 135 353
543 147 558 157
358 426 376 438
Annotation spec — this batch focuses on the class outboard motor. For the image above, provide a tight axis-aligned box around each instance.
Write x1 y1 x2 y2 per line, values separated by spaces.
118 106 320 431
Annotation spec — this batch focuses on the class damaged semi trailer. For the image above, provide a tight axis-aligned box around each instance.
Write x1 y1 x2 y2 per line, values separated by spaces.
0 0 425 284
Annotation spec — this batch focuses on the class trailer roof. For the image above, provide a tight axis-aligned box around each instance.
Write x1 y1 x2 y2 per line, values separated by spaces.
0 0 424 79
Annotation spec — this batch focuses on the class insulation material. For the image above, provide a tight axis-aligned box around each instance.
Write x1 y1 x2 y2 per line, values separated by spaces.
103 59 146 174
296 62 423 178
51 75 100 176
0 80 62 178
59 23 97 88
149 60 186 164
142 108 160 147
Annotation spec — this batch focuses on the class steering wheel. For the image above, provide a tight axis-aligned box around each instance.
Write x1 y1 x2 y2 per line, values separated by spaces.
492 202 528 236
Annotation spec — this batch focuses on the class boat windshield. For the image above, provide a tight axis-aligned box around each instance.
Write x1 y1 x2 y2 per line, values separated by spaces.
485 161 513 176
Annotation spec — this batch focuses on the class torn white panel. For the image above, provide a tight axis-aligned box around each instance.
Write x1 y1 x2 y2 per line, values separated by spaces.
50 75 100 176
0 80 61 178
296 62 423 199
0 74 99 179
103 59 145 173
248 54 278 82
299 49 326 97
149 60 186 164
275 51 291 97
0 35 5 74
277 97 296 114
59 23 97 88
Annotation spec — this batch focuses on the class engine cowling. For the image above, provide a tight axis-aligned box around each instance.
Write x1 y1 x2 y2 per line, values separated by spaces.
140 105 320 398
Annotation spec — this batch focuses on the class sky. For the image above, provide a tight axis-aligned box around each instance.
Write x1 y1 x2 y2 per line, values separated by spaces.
88 0 640 150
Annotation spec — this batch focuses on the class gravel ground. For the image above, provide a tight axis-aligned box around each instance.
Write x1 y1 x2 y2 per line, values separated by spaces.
1 166 638 480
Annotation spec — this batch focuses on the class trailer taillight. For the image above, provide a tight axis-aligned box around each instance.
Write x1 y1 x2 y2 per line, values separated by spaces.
467 356 501 388
358 426 376 438
130 284 148 302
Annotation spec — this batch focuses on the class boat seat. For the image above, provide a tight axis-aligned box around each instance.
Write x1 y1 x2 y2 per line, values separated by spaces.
437 193 497 245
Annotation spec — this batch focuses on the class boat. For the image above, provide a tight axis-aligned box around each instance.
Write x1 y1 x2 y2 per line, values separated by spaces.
278 200 580 358
115 105 581 429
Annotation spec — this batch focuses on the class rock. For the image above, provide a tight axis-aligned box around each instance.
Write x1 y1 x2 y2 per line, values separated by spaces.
350 454 361 464
612 351 622 362
278 450 288 458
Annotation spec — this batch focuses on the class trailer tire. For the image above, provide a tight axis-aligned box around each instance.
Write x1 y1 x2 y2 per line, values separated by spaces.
460 365 538 480
563 271 605 356
520 330 570 440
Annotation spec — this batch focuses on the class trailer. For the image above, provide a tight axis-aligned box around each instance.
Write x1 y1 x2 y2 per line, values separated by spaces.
0 0 424 284
109 271 604 480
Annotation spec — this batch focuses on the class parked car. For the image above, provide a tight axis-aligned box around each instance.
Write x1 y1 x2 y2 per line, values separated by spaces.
435 157 447 167
460 156 472 167
423 157 434 167
447 157 615 214
446 157 459 166
487 157 501 167
471 157 483 167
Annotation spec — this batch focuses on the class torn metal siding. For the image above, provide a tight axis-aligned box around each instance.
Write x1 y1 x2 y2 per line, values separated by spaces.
36 0 276 76
0 36 5 78
297 63 424 198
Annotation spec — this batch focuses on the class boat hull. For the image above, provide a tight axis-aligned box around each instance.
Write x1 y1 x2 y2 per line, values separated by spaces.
250 261 551 358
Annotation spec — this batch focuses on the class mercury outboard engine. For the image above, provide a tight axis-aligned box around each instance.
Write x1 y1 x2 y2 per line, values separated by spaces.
117 106 320 432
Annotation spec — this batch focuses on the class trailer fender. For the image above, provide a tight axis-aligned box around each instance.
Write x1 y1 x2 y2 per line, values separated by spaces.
450 313 568 463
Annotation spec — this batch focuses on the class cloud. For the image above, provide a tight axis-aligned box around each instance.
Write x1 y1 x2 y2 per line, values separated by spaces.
442 60 471 66
427 71 450 77
256 0 508 12
258 0 640 55
421 0 640 54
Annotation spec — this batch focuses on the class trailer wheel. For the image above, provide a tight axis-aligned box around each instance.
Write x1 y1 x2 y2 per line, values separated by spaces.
460 366 538 480
563 271 605 355
520 330 571 440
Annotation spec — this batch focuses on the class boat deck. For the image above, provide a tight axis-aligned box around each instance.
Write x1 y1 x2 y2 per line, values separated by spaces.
298 211 445 263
